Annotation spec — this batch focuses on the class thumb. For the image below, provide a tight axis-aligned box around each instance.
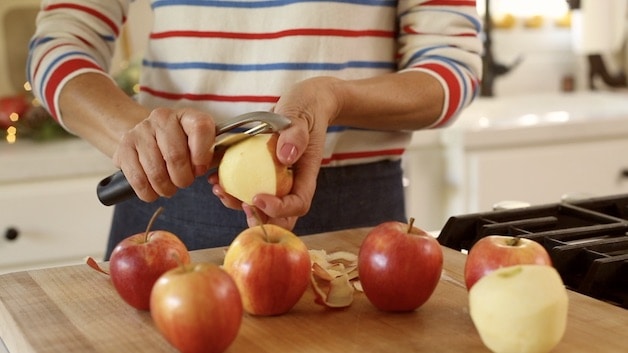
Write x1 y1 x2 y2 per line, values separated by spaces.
276 124 308 165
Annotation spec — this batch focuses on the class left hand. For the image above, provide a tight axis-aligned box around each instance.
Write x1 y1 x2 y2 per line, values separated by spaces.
209 76 341 229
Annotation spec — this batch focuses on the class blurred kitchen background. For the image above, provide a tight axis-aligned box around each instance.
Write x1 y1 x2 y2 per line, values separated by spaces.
2 0 628 273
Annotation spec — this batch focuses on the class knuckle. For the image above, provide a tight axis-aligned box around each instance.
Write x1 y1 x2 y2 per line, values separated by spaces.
163 149 189 169
149 170 173 189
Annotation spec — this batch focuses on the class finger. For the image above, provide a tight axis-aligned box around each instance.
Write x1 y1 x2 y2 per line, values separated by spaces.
212 184 244 210
179 109 216 176
151 110 196 190
116 121 175 200
243 204 267 227
116 148 160 202
275 117 310 165
207 171 219 185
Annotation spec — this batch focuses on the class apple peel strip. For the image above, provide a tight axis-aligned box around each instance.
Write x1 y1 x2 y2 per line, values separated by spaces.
84 256 109 275
308 249 361 308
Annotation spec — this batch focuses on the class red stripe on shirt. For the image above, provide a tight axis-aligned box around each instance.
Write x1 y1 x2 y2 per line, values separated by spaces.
32 42 75 81
150 28 394 40
140 86 279 103
45 3 120 37
416 62 461 128
44 59 102 121
321 148 405 165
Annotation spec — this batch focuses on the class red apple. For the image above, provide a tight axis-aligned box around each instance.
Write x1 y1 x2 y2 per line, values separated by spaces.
222 224 310 316
464 235 552 290
358 218 443 312
150 263 243 353
109 207 190 310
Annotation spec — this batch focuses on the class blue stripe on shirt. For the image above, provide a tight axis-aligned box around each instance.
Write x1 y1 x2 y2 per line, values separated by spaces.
414 55 470 113
399 7 481 34
39 51 96 105
142 59 395 71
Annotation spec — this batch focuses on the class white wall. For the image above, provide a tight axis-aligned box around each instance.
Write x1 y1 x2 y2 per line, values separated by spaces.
489 26 579 96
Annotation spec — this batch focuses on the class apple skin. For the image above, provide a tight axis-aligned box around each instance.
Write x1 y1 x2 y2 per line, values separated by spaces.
469 264 569 353
358 220 443 312
150 263 243 353
464 235 552 290
109 230 190 310
223 224 310 316
218 133 293 205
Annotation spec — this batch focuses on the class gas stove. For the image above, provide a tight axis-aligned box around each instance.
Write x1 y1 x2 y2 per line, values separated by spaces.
437 193 628 309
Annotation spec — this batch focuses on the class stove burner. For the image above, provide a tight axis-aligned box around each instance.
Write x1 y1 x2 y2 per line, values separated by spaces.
437 194 628 309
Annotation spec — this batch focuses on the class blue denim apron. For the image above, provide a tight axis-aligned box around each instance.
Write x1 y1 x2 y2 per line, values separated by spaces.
105 160 407 259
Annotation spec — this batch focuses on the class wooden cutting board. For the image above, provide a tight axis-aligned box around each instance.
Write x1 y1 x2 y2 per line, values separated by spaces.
0 228 626 353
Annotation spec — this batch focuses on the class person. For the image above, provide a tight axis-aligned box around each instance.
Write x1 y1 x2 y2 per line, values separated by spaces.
28 0 482 259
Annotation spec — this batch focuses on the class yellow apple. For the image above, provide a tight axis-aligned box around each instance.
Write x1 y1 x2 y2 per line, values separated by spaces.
218 133 293 205
469 265 569 353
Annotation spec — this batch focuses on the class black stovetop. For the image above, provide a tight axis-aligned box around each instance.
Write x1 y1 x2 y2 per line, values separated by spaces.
437 193 628 309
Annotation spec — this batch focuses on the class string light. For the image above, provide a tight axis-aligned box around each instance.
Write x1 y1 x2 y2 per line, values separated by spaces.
6 126 17 144
477 0 569 19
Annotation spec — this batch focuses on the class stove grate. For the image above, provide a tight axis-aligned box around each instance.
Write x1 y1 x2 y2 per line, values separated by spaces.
437 193 628 309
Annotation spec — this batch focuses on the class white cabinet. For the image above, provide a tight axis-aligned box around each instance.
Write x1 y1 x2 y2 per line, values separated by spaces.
0 139 115 274
463 138 628 214
403 132 449 232
0 177 114 273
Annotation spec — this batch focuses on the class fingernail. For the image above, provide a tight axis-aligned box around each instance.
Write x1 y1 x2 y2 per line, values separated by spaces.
212 186 224 200
280 143 298 164
253 197 267 211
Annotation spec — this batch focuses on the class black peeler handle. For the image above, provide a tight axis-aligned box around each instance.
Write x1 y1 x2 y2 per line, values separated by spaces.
97 170 135 206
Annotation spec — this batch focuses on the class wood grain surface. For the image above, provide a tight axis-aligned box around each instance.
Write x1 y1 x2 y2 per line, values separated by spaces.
0 228 626 353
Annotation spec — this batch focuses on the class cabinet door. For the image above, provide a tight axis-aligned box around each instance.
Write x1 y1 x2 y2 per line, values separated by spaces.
403 146 448 231
0 177 113 274
465 138 628 212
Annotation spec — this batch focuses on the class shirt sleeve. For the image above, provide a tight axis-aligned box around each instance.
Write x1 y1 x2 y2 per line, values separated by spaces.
27 0 130 129
397 0 483 128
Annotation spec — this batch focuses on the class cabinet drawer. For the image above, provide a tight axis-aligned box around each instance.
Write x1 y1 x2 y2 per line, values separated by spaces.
466 138 628 212
0 176 113 273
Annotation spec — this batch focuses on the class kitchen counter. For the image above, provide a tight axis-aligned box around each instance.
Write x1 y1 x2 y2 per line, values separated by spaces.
410 91 628 150
0 138 114 184
0 227 626 353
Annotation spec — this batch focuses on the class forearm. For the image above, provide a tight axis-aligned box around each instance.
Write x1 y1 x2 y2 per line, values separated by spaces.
58 73 150 158
330 70 445 131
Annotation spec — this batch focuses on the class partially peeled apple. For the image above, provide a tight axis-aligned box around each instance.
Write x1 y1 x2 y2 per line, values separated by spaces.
218 133 293 205
469 264 569 353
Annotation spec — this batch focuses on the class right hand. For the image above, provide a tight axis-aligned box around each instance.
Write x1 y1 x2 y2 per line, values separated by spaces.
112 107 218 202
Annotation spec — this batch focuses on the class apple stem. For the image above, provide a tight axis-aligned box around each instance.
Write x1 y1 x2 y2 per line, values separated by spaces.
145 207 164 243
261 224 270 242
407 217 416 233
506 236 521 246
249 207 269 242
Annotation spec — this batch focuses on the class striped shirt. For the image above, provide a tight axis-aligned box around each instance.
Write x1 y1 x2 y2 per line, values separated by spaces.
28 0 482 167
